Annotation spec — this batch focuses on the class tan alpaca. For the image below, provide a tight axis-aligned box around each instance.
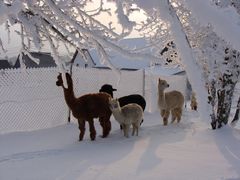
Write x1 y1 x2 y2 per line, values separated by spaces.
109 98 143 137
190 92 198 111
158 78 184 125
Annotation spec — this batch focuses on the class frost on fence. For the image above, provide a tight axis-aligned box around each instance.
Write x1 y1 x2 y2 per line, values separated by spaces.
0 68 68 134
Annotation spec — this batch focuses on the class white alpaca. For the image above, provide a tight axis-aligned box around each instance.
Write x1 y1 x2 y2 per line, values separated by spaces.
158 78 184 125
109 98 143 137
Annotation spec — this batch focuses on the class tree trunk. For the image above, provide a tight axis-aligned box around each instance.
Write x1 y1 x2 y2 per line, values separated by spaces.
231 96 240 126
209 80 218 129
211 73 236 129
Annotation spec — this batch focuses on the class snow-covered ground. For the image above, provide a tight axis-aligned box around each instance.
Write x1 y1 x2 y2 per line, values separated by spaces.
1 105 240 180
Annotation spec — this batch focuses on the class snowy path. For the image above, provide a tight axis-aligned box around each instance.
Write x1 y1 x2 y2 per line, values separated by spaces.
0 109 240 180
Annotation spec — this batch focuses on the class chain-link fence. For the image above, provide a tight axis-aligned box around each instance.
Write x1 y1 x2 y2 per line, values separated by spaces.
0 68 68 134
0 67 145 133
0 66 188 134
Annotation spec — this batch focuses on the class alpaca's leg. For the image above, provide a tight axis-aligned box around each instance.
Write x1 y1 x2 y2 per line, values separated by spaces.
161 109 167 125
161 109 169 125
163 110 170 126
161 109 165 118
135 122 139 136
194 105 197 111
88 118 96 141
122 124 126 137
132 122 140 136
99 117 107 137
171 109 177 123
126 124 130 138
124 124 130 138
136 125 139 136
191 103 194 110
121 124 125 133
99 116 111 138
78 119 85 141
123 124 127 137
137 119 141 136
104 118 111 137
176 108 182 123
132 123 136 136
121 124 125 132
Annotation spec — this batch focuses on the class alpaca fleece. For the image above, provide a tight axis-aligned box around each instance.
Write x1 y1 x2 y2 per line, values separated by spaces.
56 73 112 141
109 98 143 137
158 78 184 126
99 84 146 126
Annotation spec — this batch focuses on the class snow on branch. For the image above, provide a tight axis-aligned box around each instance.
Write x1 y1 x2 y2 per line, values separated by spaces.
1 0 162 71
43 0 161 63
115 1 136 32
182 0 240 51
0 1 23 25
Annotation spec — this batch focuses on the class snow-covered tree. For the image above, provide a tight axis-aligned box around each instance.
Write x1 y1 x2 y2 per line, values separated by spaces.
134 0 240 128
195 29 240 128
0 0 160 74
172 0 240 128
231 97 240 126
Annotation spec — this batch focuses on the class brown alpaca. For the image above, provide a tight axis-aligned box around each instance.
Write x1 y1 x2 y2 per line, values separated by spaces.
190 92 198 111
56 73 112 141
158 78 184 125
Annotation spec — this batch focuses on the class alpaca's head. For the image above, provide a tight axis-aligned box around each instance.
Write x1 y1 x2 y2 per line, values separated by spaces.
56 73 63 87
158 78 169 90
99 84 117 98
56 73 72 87
109 98 120 111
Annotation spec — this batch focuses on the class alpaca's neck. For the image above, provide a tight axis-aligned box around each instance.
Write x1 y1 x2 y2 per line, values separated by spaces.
112 107 124 124
63 78 77 110
158 89 166 108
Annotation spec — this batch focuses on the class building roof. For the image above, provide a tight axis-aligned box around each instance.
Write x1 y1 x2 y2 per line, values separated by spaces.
16 52 57 68
0 60 14 69
0 52 57 69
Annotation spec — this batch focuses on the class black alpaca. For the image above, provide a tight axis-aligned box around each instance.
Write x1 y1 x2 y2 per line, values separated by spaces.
99 84 146 126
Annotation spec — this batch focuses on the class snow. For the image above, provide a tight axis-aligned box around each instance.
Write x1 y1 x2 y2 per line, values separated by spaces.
1 108 240 180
